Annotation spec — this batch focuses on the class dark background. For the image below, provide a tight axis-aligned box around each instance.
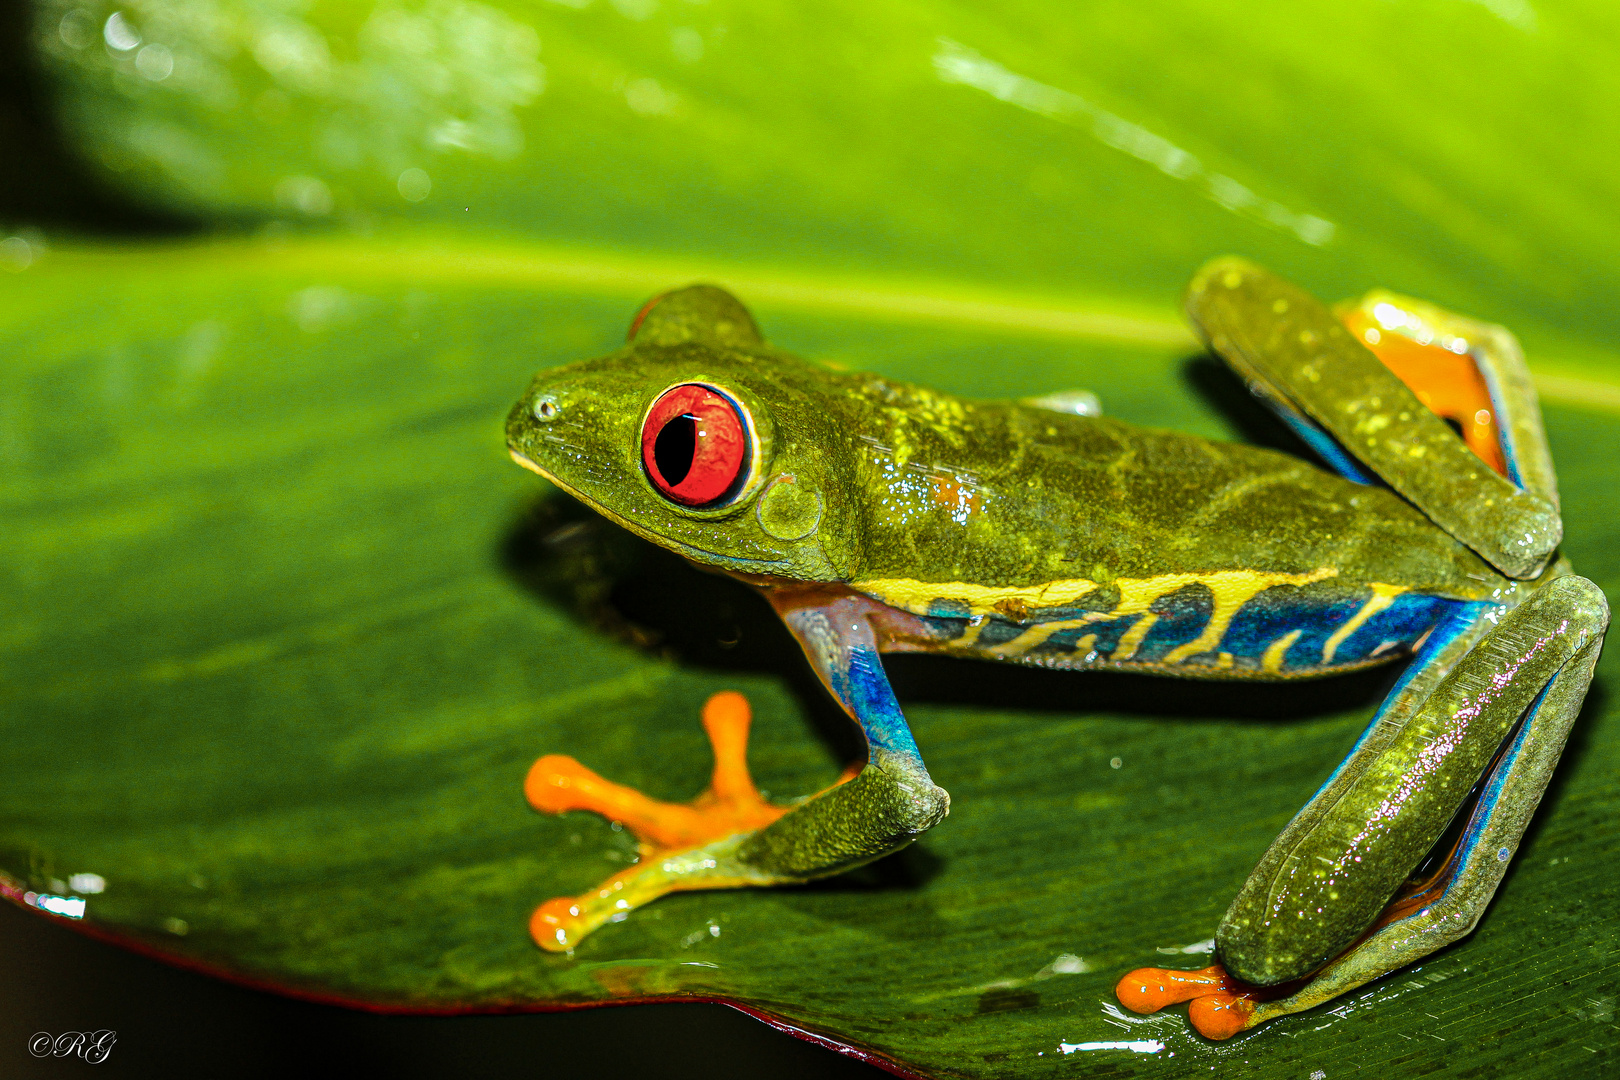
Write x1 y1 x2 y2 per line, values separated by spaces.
0 902 888 1078
0 10 882 1077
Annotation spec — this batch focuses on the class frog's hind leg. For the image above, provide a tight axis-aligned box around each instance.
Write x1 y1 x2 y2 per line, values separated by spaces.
1187 258 1560 579
1120 575 1608 1038
525 691 815 951
1338 287 1558 509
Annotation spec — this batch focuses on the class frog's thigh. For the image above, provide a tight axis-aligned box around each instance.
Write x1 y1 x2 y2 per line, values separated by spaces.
1186 259 1559 578
1238 575 1608 1029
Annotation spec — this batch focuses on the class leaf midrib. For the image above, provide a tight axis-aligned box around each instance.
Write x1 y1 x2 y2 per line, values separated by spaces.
11 234 1620 412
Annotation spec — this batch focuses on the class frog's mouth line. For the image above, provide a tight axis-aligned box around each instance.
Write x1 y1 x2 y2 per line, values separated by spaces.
508 448 787 572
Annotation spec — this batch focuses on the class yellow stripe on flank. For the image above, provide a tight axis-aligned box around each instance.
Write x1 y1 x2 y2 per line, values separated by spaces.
1262 629 1304 674
1321 583 1409 664
855 577 1102 619
1215 652 1234 670
1157 569 1338 665
859 568 1334 621
1113 613 1159 661
983 616 1102 657
861 567 1340 662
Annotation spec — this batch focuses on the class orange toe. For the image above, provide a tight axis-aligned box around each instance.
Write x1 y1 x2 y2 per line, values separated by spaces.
1188 992 1259 1040
1116 965 1239 1013
1117 963 1268 1040
525 754 615 815
701 690 760 802
530 895 586 950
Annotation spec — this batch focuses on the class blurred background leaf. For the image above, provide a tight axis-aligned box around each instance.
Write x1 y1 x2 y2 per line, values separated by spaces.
3 1 1619 1078
20 0 1620 372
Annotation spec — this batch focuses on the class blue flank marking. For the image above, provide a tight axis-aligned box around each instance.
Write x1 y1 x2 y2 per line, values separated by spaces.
1221 591 1360 665
943 586 1460 675
976 618 1027 648
1303 599 1498 804
921 614 968 641
1266 402 1380 485
1044 625 1094 651
1220 590 1452 672
1133 586 1210 661
1085 616 1141 657
843 646 926 767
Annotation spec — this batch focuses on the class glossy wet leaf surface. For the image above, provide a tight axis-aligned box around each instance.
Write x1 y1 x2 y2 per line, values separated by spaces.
32 0 1620 377
10 0 1620 1072
2 241 1617 1078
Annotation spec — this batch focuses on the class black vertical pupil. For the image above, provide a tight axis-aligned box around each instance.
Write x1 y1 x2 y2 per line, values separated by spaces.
654 414 697 486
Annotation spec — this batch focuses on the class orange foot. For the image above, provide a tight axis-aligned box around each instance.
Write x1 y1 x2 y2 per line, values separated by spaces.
1116 964 1268 1040
525 691 794 951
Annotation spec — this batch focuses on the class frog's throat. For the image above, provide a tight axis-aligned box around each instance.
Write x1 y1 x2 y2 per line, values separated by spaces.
508 449 792 573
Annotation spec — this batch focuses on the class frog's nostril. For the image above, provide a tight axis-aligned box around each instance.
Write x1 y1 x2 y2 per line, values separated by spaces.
533 395 559 421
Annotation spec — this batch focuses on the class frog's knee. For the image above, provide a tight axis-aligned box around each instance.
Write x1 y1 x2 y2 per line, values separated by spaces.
736 762 949 879
1214 916 1323 987
894 772 951 836
1549 574 1610 630
865 757 950 838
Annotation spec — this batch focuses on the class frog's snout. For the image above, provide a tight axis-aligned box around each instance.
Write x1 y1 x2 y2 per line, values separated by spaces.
505 378 613 493
506 379 578 453
504 384 566 476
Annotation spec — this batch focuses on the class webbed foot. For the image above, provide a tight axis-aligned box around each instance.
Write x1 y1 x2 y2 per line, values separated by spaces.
525 691 801 951
1116 964 1275 1040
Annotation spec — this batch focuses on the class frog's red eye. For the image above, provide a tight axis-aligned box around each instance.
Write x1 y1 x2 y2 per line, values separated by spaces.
641 384 750 507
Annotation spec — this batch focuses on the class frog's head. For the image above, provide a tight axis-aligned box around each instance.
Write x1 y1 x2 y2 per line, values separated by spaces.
506 285 860 581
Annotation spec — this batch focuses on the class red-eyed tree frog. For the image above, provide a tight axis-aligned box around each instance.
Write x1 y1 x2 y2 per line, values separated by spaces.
505 259 1607 1039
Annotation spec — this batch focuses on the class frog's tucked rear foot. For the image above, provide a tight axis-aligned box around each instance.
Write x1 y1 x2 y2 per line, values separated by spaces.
526 691 805 951
1116 964 1282 1040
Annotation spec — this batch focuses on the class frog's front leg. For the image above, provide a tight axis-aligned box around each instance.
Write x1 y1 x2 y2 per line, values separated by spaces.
1120 574 1608 1037
738 586 950 876
525 588 947 951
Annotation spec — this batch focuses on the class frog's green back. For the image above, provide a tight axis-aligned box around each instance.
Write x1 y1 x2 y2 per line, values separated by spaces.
506 284 1508 613
841 388 1504 600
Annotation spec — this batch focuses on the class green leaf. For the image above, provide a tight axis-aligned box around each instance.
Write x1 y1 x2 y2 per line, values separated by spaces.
14 0 1620 1071
2 238 1618 1077
29 0 1620 370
